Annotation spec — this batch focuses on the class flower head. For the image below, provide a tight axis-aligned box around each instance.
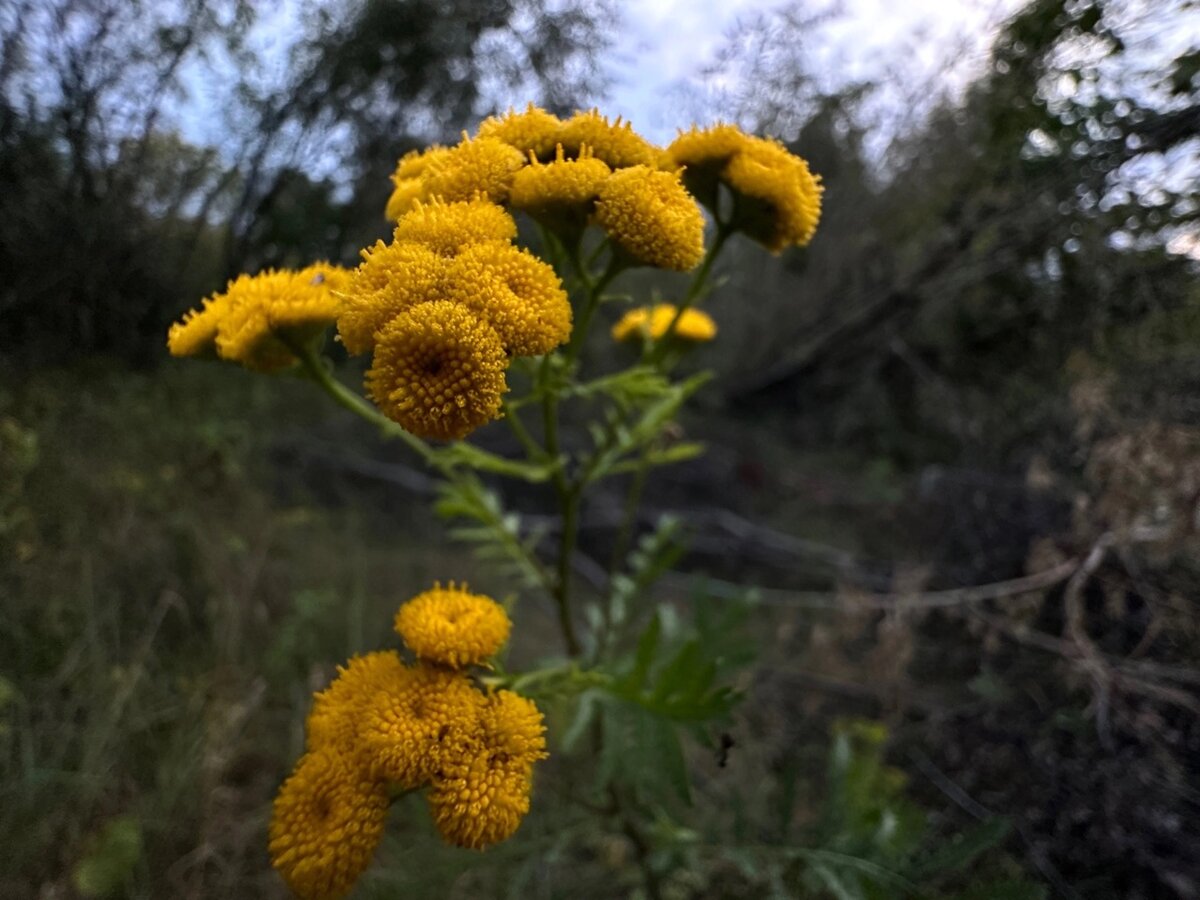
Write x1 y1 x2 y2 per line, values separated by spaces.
358 663 485 788
305 651 410 757
365 301 508 441
395 582 511 668
444 243 572 357
509 145 611 224
209 265 346 371
477 104 563 160
666 123 751 209
268 748 389 900
337 241 449 355
385 147 450 219
392 198 518 258
594 166 706 271
385 178 426 221
558 109 660 169
723 136 822 251
422 135 525 204
426 690 547 849
612 304 717 343
167 290 232 359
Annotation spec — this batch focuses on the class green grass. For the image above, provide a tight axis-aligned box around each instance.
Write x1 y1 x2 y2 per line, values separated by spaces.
0 363 494 897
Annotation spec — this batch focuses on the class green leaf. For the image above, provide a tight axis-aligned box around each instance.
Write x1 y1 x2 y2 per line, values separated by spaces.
72 815 143 898
434 475 548 591
626 613 662 693
606 441 706 475
431 442 559 482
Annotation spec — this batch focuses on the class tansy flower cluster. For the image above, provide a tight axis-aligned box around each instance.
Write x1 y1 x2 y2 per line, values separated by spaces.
612 304 717 344
338 197 571 440
667 123 823 252
386 105 706 272
270 583 547 900
167 264 349 371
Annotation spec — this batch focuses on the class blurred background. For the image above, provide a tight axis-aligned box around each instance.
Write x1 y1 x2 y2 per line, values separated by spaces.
1 0 1198 897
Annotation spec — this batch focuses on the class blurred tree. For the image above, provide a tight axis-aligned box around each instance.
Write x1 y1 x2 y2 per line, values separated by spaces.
223 0 612 275
721 0 1200 465
0 0 610 364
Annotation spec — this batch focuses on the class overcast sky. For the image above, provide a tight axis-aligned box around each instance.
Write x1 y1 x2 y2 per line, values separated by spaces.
601 0 1025 142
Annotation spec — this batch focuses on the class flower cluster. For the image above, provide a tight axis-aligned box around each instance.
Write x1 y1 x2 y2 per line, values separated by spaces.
167 264 349 370
270 583 547 900
339 198 570 441
612 304 717 344
385 106 705 271
167 108 824 442
667 123 823 252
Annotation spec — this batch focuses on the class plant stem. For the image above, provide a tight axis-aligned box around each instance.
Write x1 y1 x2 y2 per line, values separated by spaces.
287 339 433 464
647 223 732 366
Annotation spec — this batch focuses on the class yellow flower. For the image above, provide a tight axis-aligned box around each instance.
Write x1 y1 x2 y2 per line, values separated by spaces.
167 290 232 358
422 135 526 204
384 147 449 219
666 122 751 210
212 265 347 372
337 241 449 355
365 301 508 441
477 104 563 160
444 243 572 357
558 109 660 169
426 690 547 849
509 145 611 222
394 582 511 668
392 197 518 258
305 650 410 758
667 123 749 170
723 136 823 251
385 178 425 221
594 166 706 271
358 663 486 788
611 304 717 343
268 748 389 900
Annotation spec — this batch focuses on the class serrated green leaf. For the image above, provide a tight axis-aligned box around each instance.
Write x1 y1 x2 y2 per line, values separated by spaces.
431 442 559 482
626 613 661 693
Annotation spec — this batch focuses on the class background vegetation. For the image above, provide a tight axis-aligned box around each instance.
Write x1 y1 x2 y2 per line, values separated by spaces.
2 0 1197 897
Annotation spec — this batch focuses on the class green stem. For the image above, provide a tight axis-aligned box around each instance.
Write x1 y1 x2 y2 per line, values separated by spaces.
288 338 433 464
501 399 547 462
647 224 732 366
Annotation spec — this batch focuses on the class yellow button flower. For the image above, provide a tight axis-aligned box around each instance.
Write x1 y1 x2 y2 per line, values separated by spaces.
172 264 346 372
365 301 508 441
611 304 717 343
268 748 389 900
394 582 511 668
558 109 661 169
594 166 706 271
444 243 572 357
384 146 449 219
477 104 563 160
422 135 526 204
337 241 449 356
723 136 823 251
305 650 410 758
426 690 548 849
167 290 232 359
509 145 611 223
358 663 485 788
391 197 518 258
666 122 752 210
